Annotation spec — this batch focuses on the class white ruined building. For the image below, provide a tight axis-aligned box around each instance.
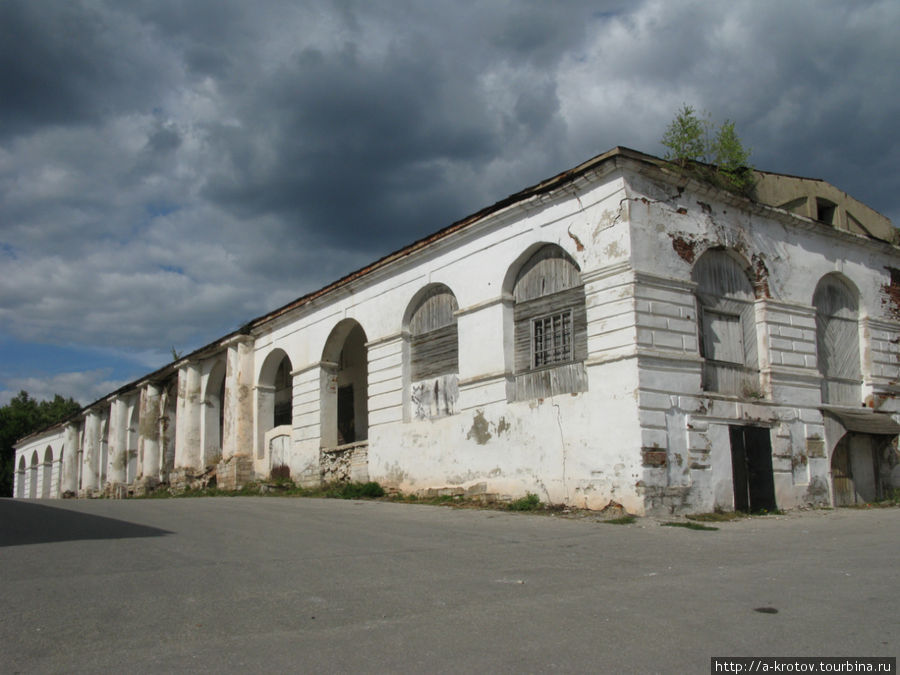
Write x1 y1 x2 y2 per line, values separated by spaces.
13 148 900 514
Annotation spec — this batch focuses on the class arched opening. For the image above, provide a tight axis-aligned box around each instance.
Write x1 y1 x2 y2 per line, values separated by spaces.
203 359 227 465
29 451 39 499
16 456 26 498
320 320 368 448
692 249 759 395
813 275 861 405
506 244 587 401
41 446 53 498
404 284 460 419
257 349 294 461
127 403 139 483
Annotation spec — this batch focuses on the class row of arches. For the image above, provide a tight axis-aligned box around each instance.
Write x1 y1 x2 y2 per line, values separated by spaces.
252 243 588 459
693 248 863 402
251 244 869 462
257 318 371 461
15 446 59 499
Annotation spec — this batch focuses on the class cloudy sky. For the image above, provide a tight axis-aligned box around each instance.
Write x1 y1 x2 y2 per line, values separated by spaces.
1 0 897 405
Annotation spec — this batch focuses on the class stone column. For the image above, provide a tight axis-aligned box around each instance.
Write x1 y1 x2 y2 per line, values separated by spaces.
138 383 162 484
219 336 255 489
61 422 80 495
81 411 101 494
107 397 129 487
174 363 202 474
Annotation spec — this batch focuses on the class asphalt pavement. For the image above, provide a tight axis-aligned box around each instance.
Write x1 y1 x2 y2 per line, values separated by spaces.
1 497 897 673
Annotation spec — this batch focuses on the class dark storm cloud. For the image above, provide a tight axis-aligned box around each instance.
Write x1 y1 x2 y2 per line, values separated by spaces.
0 1 177 138
0 0 898 402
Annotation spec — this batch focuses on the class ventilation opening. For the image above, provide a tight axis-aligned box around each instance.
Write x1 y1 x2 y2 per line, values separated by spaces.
816 198 837 225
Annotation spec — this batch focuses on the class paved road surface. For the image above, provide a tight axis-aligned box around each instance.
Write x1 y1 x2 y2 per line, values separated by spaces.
1 498 897 673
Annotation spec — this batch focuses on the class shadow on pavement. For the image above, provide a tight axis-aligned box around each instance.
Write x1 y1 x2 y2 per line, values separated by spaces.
0 500 172 547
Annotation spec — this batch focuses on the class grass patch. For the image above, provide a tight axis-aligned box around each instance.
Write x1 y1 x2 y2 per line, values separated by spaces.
602 515 636 525
506 493 541 511
323 481 386 500
137 480 387 500
662 521 719 531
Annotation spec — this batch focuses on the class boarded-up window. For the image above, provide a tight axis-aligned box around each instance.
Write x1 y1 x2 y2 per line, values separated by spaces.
692 250 759 395
409 286 459 381
702 311 744 364
813 276 860 404
512 245 587 400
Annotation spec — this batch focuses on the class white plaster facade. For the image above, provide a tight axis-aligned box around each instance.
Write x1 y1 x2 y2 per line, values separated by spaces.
14 148 900 514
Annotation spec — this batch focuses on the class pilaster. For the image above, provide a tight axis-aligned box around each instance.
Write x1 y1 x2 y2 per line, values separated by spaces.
61 422 80 494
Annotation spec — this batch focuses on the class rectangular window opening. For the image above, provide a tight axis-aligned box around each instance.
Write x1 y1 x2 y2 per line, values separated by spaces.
532 310 573 369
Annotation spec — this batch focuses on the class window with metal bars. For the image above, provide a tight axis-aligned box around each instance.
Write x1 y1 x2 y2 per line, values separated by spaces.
532 310 573 368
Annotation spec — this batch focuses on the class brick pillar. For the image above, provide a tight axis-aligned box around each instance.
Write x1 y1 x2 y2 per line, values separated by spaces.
174 363 203 475
107 397 129 487
81 411 101 494
219 336 255 489
61 422 80 495
137 382 162 489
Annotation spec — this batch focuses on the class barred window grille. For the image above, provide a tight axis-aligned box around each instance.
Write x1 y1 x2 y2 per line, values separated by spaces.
532 311 573 368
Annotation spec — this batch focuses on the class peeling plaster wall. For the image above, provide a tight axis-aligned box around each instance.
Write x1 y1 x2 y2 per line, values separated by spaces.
16 153 897 514
248 171 640 508
625 169 900 513
368 358 643 512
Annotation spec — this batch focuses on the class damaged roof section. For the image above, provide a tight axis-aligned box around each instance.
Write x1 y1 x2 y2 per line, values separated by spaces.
753 171 895 244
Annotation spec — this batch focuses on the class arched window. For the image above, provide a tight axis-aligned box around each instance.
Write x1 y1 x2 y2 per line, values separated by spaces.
203 359 226 466
42 446 53 498
29 451 39 499
813 275 861 404
511 244 587 400
273 357 293 428
320 320 368 448
256 349 293 460
406 284 459 419
692 250 759 395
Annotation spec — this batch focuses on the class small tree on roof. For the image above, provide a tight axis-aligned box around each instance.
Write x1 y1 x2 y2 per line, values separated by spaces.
661 105 707 167
713 119 754 193
660 106 755 196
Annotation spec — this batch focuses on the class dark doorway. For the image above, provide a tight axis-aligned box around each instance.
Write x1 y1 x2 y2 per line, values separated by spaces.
337 385 355 445
730 425 777 512
831 434 882 506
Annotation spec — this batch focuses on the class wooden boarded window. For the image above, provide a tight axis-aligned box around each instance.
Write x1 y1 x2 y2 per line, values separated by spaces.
692 250 759 395
409 286 459 381
512 245 587 400
813 276 860 404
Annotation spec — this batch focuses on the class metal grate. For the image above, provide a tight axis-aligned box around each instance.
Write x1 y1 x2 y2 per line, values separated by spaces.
532 310 573 368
